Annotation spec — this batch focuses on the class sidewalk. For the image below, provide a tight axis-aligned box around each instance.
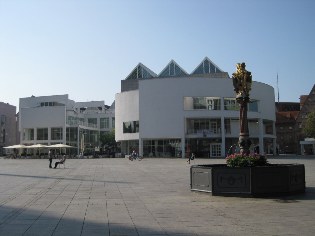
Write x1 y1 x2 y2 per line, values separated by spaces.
0 157 314 236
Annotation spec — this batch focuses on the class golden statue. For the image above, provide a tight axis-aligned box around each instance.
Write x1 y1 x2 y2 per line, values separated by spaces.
232 62 253 155
232 62 252 98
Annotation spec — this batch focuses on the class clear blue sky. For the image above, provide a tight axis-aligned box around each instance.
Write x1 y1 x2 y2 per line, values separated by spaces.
1 0 314 109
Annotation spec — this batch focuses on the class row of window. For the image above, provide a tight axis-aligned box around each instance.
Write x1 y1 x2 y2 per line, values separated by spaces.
40 102 64 107
184 97 258 112
23 127 101 145
123 118 274 135
66 116 115 129
24 127 63 141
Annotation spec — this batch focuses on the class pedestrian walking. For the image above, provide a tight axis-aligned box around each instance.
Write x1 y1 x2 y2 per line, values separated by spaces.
187 152 195 164
48 150 52 168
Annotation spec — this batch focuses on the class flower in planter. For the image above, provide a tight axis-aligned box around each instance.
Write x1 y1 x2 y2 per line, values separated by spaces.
226 153 268 167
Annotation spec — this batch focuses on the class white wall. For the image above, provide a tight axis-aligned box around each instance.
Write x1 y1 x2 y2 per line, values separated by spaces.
19 94 69 108
20 106 66 128
115 90 139 141
116 76 276 142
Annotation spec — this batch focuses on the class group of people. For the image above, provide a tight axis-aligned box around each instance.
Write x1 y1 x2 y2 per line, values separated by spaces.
129 149 141 161
48 150 66 168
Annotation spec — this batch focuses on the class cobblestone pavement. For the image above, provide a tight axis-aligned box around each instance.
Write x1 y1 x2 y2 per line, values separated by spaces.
0 156 314 236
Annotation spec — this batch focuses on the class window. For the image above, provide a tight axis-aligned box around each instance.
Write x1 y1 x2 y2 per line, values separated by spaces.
40 102 64 107
224 98 239 110
248 100 258 112
211 144 221 157
265 124 273 134
66 127 78 142
37 128 48 140
184 97 220 110
187 119 221 135
123 121 139 133
207 98 220 110
1 115 6 124
1 128 5 143
193 97 207 109
112 118 115 128
51 127 63 140
23 128 34 141
88 118 97 127
224 119 231 134
100 118 109 129
67 116 78 125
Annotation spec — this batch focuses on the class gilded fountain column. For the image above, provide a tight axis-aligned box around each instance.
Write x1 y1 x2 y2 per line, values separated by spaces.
232 63 252 155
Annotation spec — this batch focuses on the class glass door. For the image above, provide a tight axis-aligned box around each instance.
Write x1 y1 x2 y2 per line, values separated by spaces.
210 143 221 157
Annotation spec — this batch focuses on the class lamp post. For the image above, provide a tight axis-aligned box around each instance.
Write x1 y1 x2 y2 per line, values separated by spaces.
232 63 252 155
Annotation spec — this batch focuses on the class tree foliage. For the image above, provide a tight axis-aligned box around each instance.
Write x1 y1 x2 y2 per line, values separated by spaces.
303 111 315 138
100 129 116 149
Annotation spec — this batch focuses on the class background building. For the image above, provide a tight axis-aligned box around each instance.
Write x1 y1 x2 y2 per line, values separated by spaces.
275 84 315 155
275 102 300 154
296 85 315 154
0 102 17 155
19 94 114 155
116 58 276 158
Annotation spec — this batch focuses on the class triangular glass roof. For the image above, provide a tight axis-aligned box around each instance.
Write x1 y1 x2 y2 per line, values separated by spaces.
191 57 223 75
158 60 188 77
125 63 157 80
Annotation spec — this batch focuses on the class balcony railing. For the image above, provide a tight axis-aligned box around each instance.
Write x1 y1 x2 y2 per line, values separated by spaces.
66 120 97 128
187 129 221 136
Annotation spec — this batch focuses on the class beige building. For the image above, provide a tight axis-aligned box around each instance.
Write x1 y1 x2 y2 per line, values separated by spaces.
0 102 17 155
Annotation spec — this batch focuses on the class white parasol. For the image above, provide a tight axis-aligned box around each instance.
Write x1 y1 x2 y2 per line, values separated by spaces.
3 144 28 149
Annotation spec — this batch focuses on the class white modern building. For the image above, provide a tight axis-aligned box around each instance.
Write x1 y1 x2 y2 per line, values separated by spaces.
19 94 115 155
115 58 276 158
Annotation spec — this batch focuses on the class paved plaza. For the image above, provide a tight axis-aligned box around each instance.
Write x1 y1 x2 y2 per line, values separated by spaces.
0 156 314 236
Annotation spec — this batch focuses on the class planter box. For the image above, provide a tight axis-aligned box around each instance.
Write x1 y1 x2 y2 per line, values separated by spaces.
190 164 305 196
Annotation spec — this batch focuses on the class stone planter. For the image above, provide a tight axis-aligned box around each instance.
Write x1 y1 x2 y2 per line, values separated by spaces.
190 164 305 196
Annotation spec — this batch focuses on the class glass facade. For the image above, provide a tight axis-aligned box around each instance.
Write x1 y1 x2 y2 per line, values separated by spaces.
143 139 181 157
224 98 239 110
40 102 65 107
159 61 187 77
184 97 220 110
37 128 48 140
100 118 109 129
112 118 115 128
67 116 85 126
126 65 155 80
88 118 97 128
192 58 222 75
23 128 34 141
187 118 221 135
123 121 139 133
66 127 77 144
51 127 63 140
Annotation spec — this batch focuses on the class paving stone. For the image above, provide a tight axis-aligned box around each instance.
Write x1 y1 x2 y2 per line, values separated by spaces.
0 156 315 235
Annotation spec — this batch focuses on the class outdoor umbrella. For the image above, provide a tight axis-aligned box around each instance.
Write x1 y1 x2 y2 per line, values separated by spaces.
3 144 28 149
48 144 74 155
3 144 28 157
48 144 74 148
27 144 48 157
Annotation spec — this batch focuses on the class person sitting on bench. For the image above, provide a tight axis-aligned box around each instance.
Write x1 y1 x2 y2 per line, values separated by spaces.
54 155 66 169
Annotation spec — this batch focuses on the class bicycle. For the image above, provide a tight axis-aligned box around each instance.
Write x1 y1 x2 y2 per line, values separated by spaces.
129 153 142 161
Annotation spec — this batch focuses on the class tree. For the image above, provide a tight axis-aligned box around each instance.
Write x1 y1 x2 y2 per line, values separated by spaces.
100 129 116 153
304 111 315 138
